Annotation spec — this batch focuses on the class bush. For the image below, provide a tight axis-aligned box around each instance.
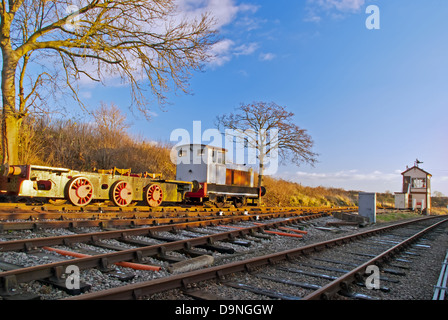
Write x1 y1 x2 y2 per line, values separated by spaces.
262 176 356 207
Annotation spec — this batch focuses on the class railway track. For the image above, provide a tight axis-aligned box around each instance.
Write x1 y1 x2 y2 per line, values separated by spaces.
1 204 446 302
61 215 448 301
0 207 340 300
0 204 356 231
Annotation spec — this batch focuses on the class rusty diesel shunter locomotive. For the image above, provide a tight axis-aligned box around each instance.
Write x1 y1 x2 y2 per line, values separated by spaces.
175 144 265 208
0 164 192 207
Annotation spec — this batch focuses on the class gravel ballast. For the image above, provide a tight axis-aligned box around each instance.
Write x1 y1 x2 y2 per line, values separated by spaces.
0 214 447 300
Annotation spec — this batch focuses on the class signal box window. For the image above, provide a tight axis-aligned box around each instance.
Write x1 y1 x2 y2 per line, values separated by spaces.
412 178 426 188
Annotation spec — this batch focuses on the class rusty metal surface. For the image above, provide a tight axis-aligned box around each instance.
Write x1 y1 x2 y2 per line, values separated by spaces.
0 203 357 217
0 164 191 206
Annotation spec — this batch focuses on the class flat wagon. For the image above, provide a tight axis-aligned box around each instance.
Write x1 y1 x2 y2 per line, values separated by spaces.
0 164 192 207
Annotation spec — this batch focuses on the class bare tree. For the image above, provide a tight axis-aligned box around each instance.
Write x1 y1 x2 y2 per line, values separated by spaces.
93 101 129 145
216 102 318 193
1 0 217 165
92 101 130 168
433 191 445 198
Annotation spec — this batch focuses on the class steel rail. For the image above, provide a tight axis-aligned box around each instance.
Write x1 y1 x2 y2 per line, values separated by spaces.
0 216 231 231
0 204 357 217
0 208 248 221
0 206 357 230
0 214 265 231
303 217 448 300
65 215 447 300
0 213 324 293
0 207 258 221
432 249 448 300
0 212 322 252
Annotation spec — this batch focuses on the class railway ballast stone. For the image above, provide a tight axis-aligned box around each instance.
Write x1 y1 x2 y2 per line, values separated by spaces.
332 211 368 224
168 255 214 274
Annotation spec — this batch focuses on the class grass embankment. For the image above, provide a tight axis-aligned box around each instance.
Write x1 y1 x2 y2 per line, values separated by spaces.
431 207 448 216
262 176 356 207
376 207 448 224
375 211 424 223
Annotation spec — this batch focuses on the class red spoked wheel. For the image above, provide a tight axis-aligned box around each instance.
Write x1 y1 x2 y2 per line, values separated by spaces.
111 180 134 207
145 184 163 207
66 177 94 206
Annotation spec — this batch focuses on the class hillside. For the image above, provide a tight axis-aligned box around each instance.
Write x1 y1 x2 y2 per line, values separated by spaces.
262 176 355 207
262 176 399 208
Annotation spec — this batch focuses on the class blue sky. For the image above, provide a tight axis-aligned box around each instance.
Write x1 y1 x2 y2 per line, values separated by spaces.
77 0 448 195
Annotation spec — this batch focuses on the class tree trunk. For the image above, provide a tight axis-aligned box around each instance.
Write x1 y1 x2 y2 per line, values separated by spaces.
257 162 264 206
1 46 21 165
2 115 22 165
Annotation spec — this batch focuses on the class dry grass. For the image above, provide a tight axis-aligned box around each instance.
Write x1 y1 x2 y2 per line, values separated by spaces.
431 207 448 215
18 114 176 179
376 210 423 223
262 176 355 207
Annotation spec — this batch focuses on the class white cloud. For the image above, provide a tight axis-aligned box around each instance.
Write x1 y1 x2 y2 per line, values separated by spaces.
288 169 403 192
234 42 259 56
175 1 261 68
259 52 276 61
312 0 365 12
235 15 266 31
304 14 322 23
283 168 448 194
238 3 260 14
208 39 235 67
175 0 258 29
295 169 401 182
75 1 257 84
305 0 365 22
208 41 262 68
238 69 249 77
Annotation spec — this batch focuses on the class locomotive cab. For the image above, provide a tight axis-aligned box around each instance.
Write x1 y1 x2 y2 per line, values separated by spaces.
175 144 263 207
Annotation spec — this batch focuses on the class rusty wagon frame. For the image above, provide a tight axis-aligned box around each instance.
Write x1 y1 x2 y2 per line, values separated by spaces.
0 164 192 207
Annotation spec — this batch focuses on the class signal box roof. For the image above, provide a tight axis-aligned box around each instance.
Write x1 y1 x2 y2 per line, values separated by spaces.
401 166 432 177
